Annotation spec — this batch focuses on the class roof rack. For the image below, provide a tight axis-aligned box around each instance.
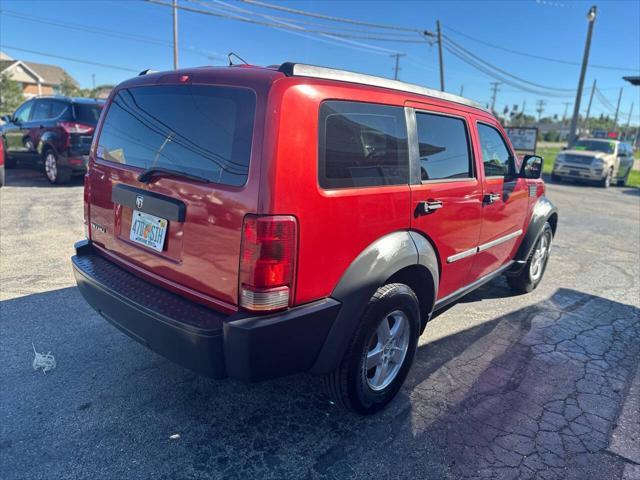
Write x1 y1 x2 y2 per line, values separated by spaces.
278 62 488 112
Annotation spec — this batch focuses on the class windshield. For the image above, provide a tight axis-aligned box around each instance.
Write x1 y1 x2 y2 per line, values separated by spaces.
96 85 256 186
573 140 615 154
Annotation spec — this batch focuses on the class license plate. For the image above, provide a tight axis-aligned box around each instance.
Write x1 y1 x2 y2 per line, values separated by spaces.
130 210 168 252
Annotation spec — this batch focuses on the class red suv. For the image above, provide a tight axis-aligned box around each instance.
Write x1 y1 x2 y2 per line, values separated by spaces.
72 63 557 414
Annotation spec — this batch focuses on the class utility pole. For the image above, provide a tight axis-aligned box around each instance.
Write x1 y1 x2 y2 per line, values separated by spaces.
459 85 464 97
536 99 546 121
423 21 445 91
489 82 501 113
172 0 179 69
91 73 95 90
624 102 634 136
583 79 596 132
613 88 623 130
437 20 444 91
390 53 405 80
568 5 597 146
562 102 571 124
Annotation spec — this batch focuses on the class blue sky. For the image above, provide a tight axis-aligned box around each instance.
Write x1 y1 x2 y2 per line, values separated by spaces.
1 0 639 124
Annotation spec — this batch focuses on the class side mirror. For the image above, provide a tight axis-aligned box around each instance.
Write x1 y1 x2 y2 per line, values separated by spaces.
0 115 11 123
521 154 543 179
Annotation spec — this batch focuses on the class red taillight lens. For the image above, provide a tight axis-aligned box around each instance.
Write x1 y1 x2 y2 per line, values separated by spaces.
83 173 91 240
239 215 297 312
58 121 94 134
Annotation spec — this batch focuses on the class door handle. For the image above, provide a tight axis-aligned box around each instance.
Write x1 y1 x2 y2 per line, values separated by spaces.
416 200 443 216
483 192 501 204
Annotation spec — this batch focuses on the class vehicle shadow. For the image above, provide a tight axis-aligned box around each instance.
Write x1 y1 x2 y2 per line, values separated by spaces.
1 162 84 188
621 187 640 195
1 285 638 479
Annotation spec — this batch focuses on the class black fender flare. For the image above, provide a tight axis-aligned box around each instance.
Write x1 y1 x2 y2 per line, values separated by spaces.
37 133 60 157
509 195 558 274
310 230 439 375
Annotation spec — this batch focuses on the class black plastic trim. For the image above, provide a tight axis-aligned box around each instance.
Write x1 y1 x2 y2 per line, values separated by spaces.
310 230 438 375
72 241 339 381
112 183 186 222
434 260 514 311
508 195 558 275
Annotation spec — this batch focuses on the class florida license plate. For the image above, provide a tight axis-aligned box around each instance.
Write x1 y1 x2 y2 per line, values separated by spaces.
130 210 168 252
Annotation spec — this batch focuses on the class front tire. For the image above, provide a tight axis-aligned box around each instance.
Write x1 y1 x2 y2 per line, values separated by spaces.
43 149 71 185
323 283 420 414
599 167 613 188
507 222 553 294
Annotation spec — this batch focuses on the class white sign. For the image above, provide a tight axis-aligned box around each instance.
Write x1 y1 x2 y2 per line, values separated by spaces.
505 127 538 152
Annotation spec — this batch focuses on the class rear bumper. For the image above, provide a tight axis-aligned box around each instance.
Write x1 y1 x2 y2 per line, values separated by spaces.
72 240 340 380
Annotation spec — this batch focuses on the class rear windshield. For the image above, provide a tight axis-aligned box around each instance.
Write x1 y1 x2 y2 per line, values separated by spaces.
96 85 256 186
73 103 103 125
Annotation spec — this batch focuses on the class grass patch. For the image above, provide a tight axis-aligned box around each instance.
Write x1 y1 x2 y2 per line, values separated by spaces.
536 146 560 175
627 170 640 188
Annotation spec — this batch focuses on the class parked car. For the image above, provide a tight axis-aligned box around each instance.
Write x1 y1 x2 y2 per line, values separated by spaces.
72 63 557 414
0 96 104 184
0 137 5 187
551 138 635 187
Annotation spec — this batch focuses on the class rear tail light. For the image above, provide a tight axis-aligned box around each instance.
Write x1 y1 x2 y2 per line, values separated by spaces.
239 215 297 312
58 121 94 134
83 173 91 240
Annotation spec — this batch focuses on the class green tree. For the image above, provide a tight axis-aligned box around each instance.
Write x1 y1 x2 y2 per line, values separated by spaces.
59 73 79 97
0 73 24 115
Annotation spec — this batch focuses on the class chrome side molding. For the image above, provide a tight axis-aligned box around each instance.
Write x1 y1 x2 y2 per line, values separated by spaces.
446 229 523 263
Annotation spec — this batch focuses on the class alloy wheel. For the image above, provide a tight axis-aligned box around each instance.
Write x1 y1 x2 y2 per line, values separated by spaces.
45 152 57 182
530 233 550 283
363 310 410 391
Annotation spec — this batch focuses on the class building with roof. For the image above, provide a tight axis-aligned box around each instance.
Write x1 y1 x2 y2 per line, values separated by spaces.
0 52 78 98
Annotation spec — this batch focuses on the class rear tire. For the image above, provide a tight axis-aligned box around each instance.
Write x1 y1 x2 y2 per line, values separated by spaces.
616 171 630 187
507 222 553 294
43 149 71 185
323 283 420 414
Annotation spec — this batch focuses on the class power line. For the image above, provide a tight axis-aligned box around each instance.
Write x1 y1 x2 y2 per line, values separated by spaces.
443 36 574 93
1 45 139 72
0 9 224 61
442 39 576 97
443 23 639 72
203 0 422 37
237 0 423 33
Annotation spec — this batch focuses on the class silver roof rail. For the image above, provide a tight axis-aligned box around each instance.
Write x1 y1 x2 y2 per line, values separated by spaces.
278 62 489 113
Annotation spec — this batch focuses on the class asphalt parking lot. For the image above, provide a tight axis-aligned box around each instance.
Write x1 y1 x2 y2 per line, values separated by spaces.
1 165 639 480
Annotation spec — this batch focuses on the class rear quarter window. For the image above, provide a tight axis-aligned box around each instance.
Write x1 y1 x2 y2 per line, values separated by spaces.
96 85 255 186
74 103 103 125
319 100 409 189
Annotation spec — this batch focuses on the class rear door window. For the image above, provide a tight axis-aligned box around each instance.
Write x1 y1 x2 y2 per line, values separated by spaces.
477 123 514 177
415 112 472 181
97 85 256 187
319 101 409 189
31 100 52 121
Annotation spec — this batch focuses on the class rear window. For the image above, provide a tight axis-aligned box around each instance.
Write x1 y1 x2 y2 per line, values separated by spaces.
416 112 472 180
96 85 255 186
73 103 103 125
319 101 409 189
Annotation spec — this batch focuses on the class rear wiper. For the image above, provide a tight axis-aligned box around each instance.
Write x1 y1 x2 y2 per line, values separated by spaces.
137 167 211 184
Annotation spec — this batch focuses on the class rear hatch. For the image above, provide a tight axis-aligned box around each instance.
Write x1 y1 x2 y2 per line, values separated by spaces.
70 101 104 154
87 73 263 311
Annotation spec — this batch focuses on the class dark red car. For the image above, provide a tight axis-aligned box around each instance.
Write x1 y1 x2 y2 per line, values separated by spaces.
1 96 104 184
72 63 557 414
